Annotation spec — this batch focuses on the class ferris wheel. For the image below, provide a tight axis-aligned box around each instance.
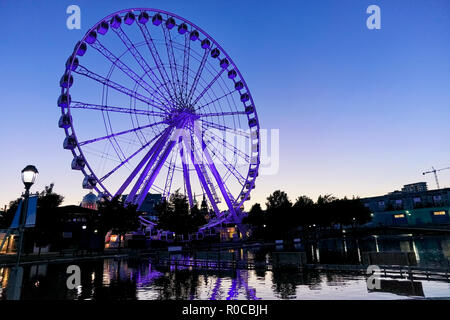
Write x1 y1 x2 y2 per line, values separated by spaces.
58 8 260 228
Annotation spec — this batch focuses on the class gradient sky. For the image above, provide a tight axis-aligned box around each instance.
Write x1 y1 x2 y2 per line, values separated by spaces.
1 0 449 210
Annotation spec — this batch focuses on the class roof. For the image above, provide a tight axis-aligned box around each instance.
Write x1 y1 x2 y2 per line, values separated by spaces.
82 192 98 204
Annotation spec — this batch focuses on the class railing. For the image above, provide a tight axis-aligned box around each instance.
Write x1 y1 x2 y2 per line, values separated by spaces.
150 251 450 283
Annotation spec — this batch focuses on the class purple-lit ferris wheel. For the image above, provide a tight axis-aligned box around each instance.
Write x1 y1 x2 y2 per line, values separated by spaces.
58 8 260 228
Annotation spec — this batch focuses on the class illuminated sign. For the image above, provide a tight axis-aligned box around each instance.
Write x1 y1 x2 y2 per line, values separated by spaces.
394 214 405 219
433 211 446 216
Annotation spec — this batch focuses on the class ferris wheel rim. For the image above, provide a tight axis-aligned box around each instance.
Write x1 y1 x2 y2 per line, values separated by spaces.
59 8 261 218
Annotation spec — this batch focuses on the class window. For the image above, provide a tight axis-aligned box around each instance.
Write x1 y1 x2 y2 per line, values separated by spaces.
378 201 385 207
395 200 403 205
433 195 442 202
413 197 421 203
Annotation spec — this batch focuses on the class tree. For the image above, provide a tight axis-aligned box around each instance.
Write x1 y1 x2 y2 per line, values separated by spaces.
264 190 294 239
33 183 65 252
157 191 209 237
190 201 207 230
0 198 20 229
266 190 293 213
242 203 267 239
98 196 141 250
315 194 337 228
242 203 265 227
292 196 315 228
157 190 193 237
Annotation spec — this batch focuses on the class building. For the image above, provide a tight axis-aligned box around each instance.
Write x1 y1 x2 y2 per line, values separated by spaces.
401 182 428 193
81 192 99 210
362 182 450 226
57 205 104 251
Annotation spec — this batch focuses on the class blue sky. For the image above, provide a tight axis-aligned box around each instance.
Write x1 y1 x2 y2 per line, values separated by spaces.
1 0 449 209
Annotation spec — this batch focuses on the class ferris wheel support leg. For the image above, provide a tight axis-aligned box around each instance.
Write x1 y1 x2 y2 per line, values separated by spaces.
179 142 193 208
186 141 221 217
134 126 188 208
116 128 172 198
124 128 173 203
135 132 181 208
200 141 238 222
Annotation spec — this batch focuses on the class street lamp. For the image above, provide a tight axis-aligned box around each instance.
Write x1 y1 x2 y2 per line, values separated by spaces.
16 165 38 267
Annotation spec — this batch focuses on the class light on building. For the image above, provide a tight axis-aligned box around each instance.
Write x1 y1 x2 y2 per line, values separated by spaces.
82 225 87 230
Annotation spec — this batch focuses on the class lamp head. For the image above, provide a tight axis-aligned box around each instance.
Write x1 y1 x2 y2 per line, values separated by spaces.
21 165 38 189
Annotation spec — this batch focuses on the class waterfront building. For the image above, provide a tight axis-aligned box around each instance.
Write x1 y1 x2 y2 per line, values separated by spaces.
55 205 104 251
361 182 450 226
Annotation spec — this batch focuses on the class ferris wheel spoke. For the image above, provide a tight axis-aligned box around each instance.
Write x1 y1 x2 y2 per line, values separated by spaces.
184 139 221 216
117 127 173 198
198 111 247 117
190 68 226 107
71 101 166 117
181 35 191 101
187 49 210 103
194 89 238 112
163 140 180 198
162 25 182 103
99 129 166 183
201 119 250 139
137 23 178 103
203 129 250 163
74 66 165 112
112 26 175 106
205 141 246 185
89 40 170 112
135 132 181 208
78 120 166 147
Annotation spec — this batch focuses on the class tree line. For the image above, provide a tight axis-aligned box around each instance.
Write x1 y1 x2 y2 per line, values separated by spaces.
0 186 372 245
243 190 372 240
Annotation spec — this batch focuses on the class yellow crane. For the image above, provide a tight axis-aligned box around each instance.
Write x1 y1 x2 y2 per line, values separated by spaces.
422 166 450 189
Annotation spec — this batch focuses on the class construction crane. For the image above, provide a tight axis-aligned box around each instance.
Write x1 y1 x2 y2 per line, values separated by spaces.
422 166 450 189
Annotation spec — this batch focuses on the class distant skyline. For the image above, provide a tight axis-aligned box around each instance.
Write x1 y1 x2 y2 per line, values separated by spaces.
1 0 450 209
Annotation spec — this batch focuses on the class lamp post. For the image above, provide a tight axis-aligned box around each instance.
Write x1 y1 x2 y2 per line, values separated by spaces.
15 165 38 267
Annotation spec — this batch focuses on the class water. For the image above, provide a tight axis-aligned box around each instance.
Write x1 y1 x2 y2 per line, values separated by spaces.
1 234 450 300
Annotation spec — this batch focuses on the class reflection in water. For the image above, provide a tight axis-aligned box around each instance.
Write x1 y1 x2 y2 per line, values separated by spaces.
369 279 424 297
0 235 449 300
